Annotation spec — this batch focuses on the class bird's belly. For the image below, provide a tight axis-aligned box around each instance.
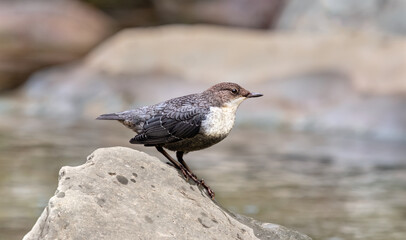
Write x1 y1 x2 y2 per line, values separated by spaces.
163 134 226 152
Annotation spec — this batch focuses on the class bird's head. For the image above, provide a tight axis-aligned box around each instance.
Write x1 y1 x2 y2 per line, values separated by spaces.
204 82 263 108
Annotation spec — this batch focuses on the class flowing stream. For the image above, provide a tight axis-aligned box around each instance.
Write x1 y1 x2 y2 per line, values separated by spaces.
1 120 405 240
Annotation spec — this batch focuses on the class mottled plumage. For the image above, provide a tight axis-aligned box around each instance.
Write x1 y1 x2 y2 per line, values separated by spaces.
97 82 262 198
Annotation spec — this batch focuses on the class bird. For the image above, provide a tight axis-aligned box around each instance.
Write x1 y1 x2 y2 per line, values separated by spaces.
96 82 263 198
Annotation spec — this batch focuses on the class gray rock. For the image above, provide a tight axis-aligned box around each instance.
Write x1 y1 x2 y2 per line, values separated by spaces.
23 147 311 240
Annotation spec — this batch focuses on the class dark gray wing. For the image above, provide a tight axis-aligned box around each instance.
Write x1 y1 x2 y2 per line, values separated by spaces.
129 109 204 145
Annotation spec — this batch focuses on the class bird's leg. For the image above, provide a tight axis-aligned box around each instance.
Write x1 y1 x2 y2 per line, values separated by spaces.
176 152 193 174
155 146 189 179
176 151 215 199
155 147 215 198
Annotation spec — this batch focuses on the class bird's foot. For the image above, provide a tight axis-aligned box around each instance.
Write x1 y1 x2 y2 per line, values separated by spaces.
178 168 215 199
198 179 215 199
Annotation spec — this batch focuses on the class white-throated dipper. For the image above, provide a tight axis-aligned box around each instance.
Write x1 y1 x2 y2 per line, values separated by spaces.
97 82 263 198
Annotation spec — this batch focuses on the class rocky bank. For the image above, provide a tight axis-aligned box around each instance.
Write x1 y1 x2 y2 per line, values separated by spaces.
23 147 311 240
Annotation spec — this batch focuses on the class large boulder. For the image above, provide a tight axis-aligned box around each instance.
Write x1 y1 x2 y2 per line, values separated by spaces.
23 147 311 240
0 0 114 91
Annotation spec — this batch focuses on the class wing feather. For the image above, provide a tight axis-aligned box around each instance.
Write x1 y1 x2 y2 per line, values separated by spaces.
129 109 204 145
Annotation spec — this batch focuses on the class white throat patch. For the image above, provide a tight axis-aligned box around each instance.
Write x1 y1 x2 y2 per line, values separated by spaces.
201 97 246 137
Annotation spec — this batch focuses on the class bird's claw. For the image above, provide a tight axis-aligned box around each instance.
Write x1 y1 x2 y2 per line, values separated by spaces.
198 179 215 199
179 169 215 199
206 187 215 199
198 179 204 186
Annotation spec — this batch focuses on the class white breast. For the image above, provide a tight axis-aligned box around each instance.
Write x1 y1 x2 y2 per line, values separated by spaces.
201 97 246 137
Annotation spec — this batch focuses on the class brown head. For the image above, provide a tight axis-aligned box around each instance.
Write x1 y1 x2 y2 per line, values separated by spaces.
203 82 263 107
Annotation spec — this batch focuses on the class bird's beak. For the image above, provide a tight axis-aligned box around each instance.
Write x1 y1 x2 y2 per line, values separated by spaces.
246 92 263 98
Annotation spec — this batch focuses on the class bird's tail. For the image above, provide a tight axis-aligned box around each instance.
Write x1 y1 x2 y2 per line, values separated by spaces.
96 113 124 120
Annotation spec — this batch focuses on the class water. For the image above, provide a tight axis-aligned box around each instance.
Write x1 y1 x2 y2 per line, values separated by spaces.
1 120 405 240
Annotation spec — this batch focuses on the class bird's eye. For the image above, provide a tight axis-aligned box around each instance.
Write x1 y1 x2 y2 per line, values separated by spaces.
231 88 238 94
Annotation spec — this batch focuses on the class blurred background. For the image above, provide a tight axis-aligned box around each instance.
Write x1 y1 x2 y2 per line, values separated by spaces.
1 0 406 239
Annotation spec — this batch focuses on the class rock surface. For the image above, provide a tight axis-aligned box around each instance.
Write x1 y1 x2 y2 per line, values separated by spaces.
23 147 311 240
